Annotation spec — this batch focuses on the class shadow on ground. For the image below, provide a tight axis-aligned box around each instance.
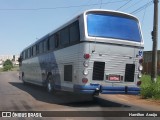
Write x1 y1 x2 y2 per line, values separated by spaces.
9 82 130 108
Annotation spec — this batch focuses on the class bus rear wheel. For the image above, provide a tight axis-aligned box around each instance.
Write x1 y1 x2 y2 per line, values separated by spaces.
22 73 26 85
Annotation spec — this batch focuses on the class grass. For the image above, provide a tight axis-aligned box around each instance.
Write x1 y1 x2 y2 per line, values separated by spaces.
0 66 19 72
0 68 3 72
11 66 19 71
140 75 160 100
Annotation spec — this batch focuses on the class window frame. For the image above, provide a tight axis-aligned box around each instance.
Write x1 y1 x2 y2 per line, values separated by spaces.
86 13 142 42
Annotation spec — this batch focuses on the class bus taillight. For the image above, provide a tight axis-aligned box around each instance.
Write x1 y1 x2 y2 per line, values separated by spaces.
84 54 90 59
137 81 142 86
139 58 143 63
82 78 88 83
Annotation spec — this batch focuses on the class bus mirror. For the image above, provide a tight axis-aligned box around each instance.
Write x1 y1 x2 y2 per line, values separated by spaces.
18 57 22 63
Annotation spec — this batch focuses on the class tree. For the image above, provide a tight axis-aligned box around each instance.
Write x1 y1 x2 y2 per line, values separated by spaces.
3 59 13 71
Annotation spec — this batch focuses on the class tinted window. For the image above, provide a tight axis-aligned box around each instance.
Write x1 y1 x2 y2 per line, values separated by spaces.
31 47 33 57
70 21 80 43
25 50 28 59
87 13 142 42
39 42 44 54
28 48 31 58
44 39 49 52
60 27 69 46
55 33 59 48
36 44 39 55
49 35 55 50
33 45 36 56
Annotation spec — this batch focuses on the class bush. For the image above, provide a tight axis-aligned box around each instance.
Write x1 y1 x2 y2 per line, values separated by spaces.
140 75 160 100
152 76 160 99
3 59 13 71
3 65 12 71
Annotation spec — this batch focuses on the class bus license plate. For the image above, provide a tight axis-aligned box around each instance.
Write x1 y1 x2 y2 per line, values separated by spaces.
109 75 120 81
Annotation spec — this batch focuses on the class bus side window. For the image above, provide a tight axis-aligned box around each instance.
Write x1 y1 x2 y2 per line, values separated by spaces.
70 21 80 44
36 44 39 55
39 41 44 54
31 47 33 57
27 49 29 58
33 45 36 56
25 50 28 59
44 38 49 52
55 33 59 48
23 51 25 60
28 48 31 58
49 35 55 50
60 27 69 46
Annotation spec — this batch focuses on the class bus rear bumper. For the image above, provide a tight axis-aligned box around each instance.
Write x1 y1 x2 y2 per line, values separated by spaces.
74 84 140 95
101 86 140 95
74 84 100 94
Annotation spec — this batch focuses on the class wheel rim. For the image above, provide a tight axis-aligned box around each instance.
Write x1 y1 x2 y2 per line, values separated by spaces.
22 75 25 84
47 82 52 92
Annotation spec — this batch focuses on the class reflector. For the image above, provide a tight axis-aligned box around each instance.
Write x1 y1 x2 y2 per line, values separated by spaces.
82 78 88 83
84 54 90 59
139 58 143 63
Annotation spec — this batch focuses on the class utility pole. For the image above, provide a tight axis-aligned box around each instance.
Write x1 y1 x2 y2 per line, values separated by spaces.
151 0 159 82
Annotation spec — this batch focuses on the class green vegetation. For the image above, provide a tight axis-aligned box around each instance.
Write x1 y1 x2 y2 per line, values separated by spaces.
0 66 19 72
140 75 160 100
3 59 13 71
3 65 12 71
11 66 19 71
0 68 3 72
0 59 19 72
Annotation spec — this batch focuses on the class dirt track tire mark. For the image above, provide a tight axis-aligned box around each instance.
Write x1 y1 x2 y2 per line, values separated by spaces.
11 100 21 111
21 100 32 110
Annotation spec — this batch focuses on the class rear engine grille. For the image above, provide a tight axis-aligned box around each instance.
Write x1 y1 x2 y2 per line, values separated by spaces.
92 62 105 80
125 64 135 82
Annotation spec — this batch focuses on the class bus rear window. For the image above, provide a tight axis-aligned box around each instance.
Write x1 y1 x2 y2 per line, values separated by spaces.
87 13 142 42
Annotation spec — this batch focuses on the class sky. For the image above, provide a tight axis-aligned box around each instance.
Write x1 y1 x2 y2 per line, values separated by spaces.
0 0 159 55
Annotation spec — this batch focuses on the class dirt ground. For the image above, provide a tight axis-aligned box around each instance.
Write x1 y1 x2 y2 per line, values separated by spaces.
100 94 160 111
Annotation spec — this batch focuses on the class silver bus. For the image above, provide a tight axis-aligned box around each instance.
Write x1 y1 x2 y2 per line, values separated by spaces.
19 9 144 95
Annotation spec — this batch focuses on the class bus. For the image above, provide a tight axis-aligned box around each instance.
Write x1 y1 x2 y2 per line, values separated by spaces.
19 9 144 96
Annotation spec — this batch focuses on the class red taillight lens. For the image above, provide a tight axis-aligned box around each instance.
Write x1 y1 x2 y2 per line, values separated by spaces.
84 54 90 59
137 81 142 86
82 78 88 83
139 58 143 63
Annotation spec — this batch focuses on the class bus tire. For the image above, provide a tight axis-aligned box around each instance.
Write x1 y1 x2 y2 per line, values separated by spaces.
22 73 26 85
46 75 55 93
93 91 99 96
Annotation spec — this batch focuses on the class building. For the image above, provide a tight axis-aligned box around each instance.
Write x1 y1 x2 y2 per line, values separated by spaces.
143 51 160 75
